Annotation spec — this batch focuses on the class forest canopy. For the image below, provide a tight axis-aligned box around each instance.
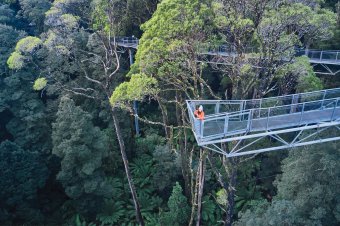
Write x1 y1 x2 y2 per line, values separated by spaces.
0 0 340 225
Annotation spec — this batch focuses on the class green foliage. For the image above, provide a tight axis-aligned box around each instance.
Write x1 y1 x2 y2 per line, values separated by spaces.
152 145 181 191
91 0 126 34
1 69 51 151
18 0 51 33
216 189 227 206
60 13 80 29
6 51 25 70
1 0 340 224
33 77 47 90
274 142 340 225
236 142 340 225
201 195 222 225
296 73 323 93
0 141 49 223
52 95 112 217
277 56 323 93
0 24 26 74
96 178 127 225
235 199 300 226
0 4 14 24
130 154 163 220
133 0 212 77
161 182 190 226
15 36 42 54
110 73 159 107
7 36 42 70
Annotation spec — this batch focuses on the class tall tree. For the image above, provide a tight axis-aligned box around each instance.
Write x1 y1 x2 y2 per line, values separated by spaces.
52 95 112 218
236 141 340 226
6 0 156 224
129 2 216 223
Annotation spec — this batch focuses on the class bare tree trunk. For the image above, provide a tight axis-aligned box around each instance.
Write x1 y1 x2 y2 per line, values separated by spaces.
110 107 144 226
196 150 206 226
189 159 199 226
176 91 191 197
157 97 169 138
207 148 238 226
224 157 237 226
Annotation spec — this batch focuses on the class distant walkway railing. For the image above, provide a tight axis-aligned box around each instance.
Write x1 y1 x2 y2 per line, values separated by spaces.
296 49 340 64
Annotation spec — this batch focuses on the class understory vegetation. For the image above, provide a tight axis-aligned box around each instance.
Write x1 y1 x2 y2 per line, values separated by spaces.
0 0 340 225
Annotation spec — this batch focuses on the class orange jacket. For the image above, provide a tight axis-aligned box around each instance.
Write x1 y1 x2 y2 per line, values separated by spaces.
194 110 205 120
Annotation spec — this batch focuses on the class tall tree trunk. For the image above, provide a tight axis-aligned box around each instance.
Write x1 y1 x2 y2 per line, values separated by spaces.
176 91 191 197
196 150 206 226
224 157 237 226
208 147 238 226
157 97 169 138
110 107 144 226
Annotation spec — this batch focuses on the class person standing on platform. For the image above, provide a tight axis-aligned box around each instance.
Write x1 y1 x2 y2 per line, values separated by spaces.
194 105 205 120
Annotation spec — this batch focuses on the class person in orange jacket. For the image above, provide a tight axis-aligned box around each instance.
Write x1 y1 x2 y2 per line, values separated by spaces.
194 105 205 120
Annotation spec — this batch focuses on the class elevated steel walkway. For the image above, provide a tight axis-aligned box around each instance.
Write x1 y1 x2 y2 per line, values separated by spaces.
198 46 340 75
115 37 340 157
187 88 340 157
116 37 340 75
117 37 139 49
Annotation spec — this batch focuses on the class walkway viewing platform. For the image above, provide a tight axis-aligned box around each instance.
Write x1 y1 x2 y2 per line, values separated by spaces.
115 37 340 156
116 37 139 49
187 88 340 149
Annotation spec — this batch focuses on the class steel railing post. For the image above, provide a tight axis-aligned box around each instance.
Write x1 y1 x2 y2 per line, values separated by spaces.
320 51 323 61
299 103 305 124
266 108 271 130
216 102 220 114
224 116 229 135
248 111 253 131
331 99 338 121
200 120 204 139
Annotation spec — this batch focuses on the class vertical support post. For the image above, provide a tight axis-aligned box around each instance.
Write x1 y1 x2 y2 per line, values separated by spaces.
290 94 294 113
320 51 323 61
129 48 140 136
331 99 338 120
215 102 220 114
336 52 339 61
321 90 326 109
240 101 244 121
248 110 253 131
299 103 305 124
200 120 204 138
224 116 229 135
266 108 271 131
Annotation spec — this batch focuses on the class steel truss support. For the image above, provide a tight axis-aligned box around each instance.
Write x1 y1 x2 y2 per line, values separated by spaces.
312 63 340 76
201 121 340 158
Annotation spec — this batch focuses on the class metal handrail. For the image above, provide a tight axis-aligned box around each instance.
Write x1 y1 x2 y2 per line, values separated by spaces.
188 96 340 141
189 97 340 121
188 87 340 113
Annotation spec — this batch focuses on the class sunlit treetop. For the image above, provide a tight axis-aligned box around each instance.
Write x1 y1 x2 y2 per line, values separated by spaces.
110 73 159 107
33 77 48 91
15 36 42 54
7 52 25 70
